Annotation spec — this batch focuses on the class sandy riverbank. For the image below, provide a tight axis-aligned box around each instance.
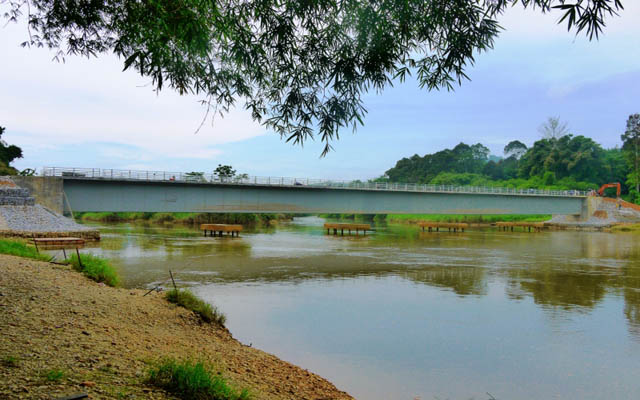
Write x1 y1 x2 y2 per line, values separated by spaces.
0 255 353 399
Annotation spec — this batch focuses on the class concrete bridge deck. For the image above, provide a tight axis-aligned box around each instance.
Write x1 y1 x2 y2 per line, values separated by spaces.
32 168 589 216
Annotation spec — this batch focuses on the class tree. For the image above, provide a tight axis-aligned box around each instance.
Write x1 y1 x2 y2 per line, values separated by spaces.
621 114 640 193
214 164 236 181
0 126 23 175
504 140 527 159
518 135 606 183
538 117 570 140
1 1 625 154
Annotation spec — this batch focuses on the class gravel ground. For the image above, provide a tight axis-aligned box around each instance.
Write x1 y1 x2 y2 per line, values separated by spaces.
0 204 93 233
0 255 353 400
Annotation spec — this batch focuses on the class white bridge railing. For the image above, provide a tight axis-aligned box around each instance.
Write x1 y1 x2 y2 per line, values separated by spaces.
41 167 588 197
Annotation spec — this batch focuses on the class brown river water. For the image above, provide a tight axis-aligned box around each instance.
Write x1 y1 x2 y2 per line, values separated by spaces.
75 217 640 399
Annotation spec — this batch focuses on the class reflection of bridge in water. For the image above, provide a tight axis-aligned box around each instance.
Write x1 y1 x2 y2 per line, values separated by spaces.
38 167 588 216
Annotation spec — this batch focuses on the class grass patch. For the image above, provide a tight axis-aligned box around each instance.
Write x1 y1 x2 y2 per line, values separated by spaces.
610 223 640 232
166 289 226 326
1 355 19 368
147 358 250 400
43 368 65 382
0 239 50 261
385 214 551 224
77 212 292 226
68 253 120 287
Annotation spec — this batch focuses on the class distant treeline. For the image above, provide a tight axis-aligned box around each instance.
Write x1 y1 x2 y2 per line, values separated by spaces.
76 212 294 225
380 133 637 203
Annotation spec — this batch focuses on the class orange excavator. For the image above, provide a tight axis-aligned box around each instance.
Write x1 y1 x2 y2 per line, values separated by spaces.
597 183 621 198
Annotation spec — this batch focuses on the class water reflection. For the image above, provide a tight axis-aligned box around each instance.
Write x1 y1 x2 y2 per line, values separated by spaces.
77 218 640 399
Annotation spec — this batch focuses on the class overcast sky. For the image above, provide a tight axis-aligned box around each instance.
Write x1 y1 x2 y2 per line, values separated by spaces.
2 4 639 180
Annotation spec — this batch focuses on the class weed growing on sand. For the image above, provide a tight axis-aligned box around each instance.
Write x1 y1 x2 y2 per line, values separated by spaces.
68 253 120 287
1 355 19 367
44 368 65 382
147 358 250 400
165 289 226 326
0 239 50 261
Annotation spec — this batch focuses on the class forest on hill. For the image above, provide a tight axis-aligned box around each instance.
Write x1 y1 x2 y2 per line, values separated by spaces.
380 116 640 203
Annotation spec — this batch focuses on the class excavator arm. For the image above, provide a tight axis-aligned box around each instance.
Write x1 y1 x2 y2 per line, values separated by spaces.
597 183 621 197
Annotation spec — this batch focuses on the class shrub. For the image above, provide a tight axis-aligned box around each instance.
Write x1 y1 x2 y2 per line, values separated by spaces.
165 289 226 326
147 358 250 400
68 253 120 287
0 239 50 261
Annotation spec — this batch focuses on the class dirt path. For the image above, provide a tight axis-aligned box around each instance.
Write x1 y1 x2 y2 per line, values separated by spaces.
0 255 353 400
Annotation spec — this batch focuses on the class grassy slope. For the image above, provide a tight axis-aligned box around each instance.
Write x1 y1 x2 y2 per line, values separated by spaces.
77 212 292 225
0 239 50 261
322 213 550 224
386 214 551 224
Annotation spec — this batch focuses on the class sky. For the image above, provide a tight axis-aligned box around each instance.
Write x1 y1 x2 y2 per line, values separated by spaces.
1 4 640 180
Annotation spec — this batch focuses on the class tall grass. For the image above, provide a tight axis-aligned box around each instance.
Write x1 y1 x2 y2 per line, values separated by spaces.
147 358 250 400
0 239 50 261
68 253 120 287
166 289 226 326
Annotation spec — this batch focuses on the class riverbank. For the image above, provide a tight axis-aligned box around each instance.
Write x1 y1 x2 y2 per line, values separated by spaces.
77 212 294 226
0 254 352 400
384 213 550 224
322 213 550 224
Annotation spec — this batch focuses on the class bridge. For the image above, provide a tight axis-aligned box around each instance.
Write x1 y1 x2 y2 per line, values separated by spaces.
22 167 589 217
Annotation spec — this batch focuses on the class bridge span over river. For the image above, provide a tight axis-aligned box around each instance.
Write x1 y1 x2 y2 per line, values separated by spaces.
29 167 589 217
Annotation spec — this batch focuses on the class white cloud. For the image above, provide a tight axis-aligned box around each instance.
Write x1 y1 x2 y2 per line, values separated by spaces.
0 22 265 161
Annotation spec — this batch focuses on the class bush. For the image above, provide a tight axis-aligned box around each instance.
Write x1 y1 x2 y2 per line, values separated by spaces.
166 289 226 326
0 239 50 261
147 358 250 400
68 253 120 287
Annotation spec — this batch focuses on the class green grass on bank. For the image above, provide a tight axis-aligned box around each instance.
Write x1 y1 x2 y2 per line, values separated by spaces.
166 289 226 326
610 223 640 233
68 253 120 287
386 214 552 224
147 358 250 400
320 213 551 224
0 239 51 261
77 212 293 226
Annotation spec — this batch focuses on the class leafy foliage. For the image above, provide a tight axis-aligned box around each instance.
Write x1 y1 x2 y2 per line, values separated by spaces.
504 140 527 159
0 126 22 175
385 142 490 183
1 1 625 154
214 164 236 181
518 135 606 183
621 114 640 193
383 126 634 200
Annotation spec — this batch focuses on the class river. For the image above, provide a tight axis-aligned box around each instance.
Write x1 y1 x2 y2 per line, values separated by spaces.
75 217 640 399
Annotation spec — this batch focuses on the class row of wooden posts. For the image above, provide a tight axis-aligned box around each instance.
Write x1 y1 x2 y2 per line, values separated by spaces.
198 222 547 237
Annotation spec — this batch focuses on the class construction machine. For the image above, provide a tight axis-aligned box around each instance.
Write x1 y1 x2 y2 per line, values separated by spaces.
597 183 621 198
